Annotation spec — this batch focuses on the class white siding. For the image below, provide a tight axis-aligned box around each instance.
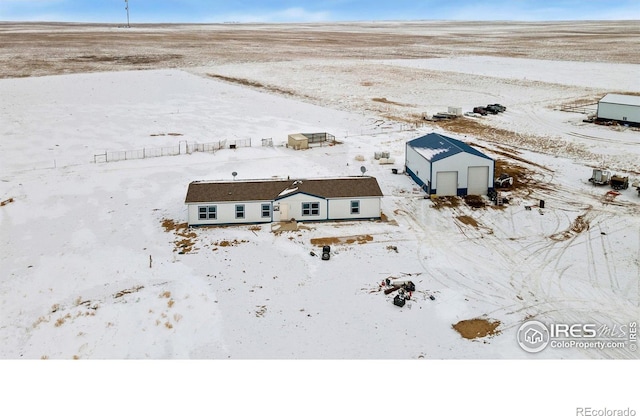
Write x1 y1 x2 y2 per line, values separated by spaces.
187 201 271 226
328 197 380 220
597 101 640 124
275 193 327 221
405 144 432 185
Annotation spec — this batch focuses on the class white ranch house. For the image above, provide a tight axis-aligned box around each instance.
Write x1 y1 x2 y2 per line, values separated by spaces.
185 176 383 226
405 133 495 196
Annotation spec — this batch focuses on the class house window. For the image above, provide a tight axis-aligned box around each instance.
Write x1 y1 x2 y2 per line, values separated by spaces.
198 205 217 220
302 202 320 216
351 200 360 215
235 204 245 219
261 203 271 218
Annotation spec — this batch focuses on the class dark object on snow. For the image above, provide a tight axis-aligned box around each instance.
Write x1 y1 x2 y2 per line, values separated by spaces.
321 252 330 261
473 106 488 116
385 280 415 294
495 173 513 188
323 245 330 253
429 294 436 301
487 103 506 113
384 285 402 295
310 251 316 257
393 294 406 307
610 175 629 190
539 200 545 209
392 168 398 174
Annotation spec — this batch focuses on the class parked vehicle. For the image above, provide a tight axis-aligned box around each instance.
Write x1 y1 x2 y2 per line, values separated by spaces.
589 169 611 186
488 103 506 112
495 173 513 188
473 106 488 116
610 175 629 190
484 105 499 114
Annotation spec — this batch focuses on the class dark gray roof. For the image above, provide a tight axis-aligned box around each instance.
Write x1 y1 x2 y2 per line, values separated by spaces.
185 176 383 204
407 133 493 162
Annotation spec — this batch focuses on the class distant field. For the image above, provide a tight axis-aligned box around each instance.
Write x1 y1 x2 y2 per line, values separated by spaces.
1 20 639 78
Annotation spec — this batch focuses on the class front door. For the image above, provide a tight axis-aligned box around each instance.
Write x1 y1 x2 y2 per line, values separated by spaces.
279 203 290 221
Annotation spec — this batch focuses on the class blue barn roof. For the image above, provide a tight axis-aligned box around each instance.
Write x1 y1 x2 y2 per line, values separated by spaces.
407 133 492 162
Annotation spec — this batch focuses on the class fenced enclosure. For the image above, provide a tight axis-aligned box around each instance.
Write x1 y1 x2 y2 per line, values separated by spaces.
559 102 598 114
94 138 254 163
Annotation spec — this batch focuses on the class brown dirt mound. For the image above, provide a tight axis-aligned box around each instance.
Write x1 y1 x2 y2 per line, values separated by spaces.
310 234 373 246
456 215 479 228
463 195 486 209
430 196 461 210
453 318 501 339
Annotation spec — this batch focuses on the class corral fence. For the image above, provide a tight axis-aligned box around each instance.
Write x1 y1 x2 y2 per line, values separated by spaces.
559 102 598 114
94 138 257 163
344 122 418 138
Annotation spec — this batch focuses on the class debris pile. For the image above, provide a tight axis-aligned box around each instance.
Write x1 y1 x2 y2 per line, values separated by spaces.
380 278 421 308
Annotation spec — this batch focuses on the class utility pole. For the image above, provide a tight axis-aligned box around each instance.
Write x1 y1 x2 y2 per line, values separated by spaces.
125 0 130 28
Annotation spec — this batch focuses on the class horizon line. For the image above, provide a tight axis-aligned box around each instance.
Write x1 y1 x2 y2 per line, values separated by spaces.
2 18 640 25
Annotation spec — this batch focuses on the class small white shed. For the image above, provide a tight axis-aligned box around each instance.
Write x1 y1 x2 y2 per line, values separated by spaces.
405 133 494 196
597 93 640 126
185 176 383 226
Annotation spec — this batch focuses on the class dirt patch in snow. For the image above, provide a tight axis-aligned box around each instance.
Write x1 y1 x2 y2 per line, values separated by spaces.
161 218 197 253
114 285 144 299
310 234 373 246
456 215 479 228
208 73 297 96
430 196 461 210
570 214 590 233
453 318 501 340
550 211 591 241
214 239 248 247
463 195 486 209
372 97 415 107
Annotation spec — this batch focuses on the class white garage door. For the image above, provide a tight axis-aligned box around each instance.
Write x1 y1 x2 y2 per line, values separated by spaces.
467 166 489 195
436 171 457 196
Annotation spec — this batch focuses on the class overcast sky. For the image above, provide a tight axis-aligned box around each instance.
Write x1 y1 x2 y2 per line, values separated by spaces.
1 0 639 23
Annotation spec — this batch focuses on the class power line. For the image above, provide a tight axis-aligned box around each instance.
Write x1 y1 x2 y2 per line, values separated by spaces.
124 0 130 28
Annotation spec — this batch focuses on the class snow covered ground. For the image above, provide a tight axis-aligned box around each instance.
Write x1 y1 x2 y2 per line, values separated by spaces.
1 63 638 361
